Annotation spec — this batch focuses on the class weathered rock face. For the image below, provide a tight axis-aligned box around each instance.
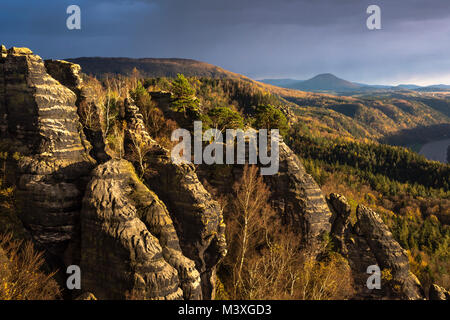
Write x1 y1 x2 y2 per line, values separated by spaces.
355 204 424 299
264 142 333 253
152 91 332 255
195 143 333 258
429 284 450 300
327 193 351 254
80 160 202 300
123 99 226 299
44 60 83 94
1 46 220 300
45 59 111 164
327 194 381 299
0 47 95 259
328 194 425 300
195 139 333 258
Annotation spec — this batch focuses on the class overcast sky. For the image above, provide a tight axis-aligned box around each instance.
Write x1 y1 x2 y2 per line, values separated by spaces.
1 0 450 85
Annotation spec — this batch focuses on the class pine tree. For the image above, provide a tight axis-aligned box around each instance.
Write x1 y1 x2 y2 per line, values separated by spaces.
171 74 199 118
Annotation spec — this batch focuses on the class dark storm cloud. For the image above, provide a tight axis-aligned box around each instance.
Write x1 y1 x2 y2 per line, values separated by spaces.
1 0 450 84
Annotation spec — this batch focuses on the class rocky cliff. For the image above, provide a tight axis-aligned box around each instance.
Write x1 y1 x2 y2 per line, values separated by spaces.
122 99 227 298
0 45 442 300
0 46 224 300
328 194 425 300
355 204 424 299
0 46 95 263
194 138 333 254
264 141 333 253
81 160 201 299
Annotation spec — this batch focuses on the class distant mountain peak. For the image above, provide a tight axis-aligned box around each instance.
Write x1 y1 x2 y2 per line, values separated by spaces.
296 73 362 91
261 73 362 92
313 73 340 79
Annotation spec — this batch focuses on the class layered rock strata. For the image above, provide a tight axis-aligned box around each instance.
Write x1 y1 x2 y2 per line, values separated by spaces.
80 160 201 299
123 99 227 299
0 47 95 259
328 193 425 300
264 141 333 253
355 204 424 299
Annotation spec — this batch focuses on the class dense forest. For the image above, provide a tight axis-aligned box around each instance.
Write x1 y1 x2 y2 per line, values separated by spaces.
287 126 449 289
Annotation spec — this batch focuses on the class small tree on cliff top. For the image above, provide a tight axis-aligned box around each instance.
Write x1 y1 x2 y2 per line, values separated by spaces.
253 104 288 137
171 74 200 118
207 106 244 132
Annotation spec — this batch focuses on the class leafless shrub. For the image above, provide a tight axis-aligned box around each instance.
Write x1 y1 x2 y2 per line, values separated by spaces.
0 233 61 300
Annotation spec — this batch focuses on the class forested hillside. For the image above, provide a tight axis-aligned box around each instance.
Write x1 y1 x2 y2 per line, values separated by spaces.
126 73 450 293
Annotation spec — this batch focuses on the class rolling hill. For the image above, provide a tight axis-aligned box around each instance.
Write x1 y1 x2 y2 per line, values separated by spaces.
66 56 450 144
66 57 251 81
259 78 300 87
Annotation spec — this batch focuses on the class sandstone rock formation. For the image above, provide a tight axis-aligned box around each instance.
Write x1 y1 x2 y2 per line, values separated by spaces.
1 46 438 301
0 47 95 261
328 194 425 300
0 46 214 300
45 59 111 164
327 193 351 255
123 99 226 299
151 92 333 255
44 58 218 300
196 140 333 256
326 194 381 299
264 141 333 253
429 284 450 300
44 60 83 94
81 160 201 299
355 204 424 299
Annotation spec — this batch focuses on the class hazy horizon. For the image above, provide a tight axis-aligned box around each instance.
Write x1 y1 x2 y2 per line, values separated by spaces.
255 74 450 87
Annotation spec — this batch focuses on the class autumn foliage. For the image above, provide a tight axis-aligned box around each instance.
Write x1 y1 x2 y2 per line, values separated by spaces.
218 165 354 300
0 233 61 300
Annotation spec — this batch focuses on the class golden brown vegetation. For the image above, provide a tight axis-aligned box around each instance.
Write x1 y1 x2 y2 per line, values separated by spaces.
0 233 61 300
319 170 450 291
219 165 354 300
